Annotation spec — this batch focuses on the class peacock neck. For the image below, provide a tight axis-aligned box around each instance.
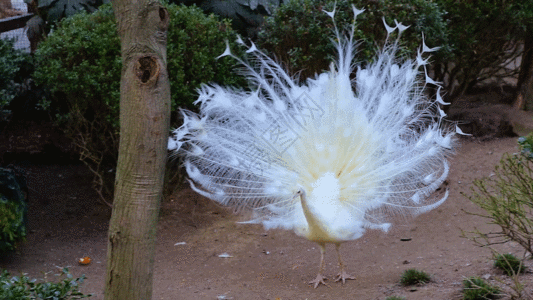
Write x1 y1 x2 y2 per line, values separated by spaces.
297 188 333 243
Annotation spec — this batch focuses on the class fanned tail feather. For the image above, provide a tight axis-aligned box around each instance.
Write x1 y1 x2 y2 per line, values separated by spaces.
169 5 458 236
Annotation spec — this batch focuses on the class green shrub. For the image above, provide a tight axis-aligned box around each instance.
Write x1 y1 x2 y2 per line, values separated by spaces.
256 0 449 80
33 3 121 127
464 150 533 256
518 133 533 160
0 38 33 113
494 253 526 276
462 137 533 299
0 197 25 253
33 4 121 202
385 297 406 300
462 277 501 300
0 168 27 253
166 3 246 115
432 0 533 99
33 3 246 200
0 268 91 299
34 2 245 129
399 268 431 286
191 0 279 38
257 0 533 100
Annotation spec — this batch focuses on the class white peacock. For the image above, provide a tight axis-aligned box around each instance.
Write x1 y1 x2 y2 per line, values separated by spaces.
169 4 465 288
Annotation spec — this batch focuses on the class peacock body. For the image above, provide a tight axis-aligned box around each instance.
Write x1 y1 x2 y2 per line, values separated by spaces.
169 5 462 287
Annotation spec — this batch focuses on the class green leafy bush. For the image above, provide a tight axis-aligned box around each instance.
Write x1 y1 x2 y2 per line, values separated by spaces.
0 268 91 299
399 268 431 286
518 132 533 160
257 0 533 101
191 0 282 38
462 136 533 299
33 3 245 201
0 39 33 113
462 277 501 300
256 0 449 80
33 4 122 203
34 2 245 129
0 168 27 253
33 3 120 124
0 198 25 253
166 4 246 114
494 253 526 276
464 150 533 256
432 0 533 99
38 0 108 25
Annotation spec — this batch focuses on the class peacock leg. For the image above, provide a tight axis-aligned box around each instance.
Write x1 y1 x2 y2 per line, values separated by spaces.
334 243 356 284
309 242 329 288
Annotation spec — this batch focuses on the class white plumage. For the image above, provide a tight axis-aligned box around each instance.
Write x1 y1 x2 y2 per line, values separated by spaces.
169 5 462 288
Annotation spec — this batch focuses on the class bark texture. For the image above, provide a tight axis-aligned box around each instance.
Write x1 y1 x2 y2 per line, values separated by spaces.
517 31 533 111
104 1 170 299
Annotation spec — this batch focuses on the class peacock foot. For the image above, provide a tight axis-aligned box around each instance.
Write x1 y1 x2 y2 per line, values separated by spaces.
309 273 329 288
335 271 356 284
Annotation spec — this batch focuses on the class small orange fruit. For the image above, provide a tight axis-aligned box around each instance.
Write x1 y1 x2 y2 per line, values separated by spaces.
78 257 91 265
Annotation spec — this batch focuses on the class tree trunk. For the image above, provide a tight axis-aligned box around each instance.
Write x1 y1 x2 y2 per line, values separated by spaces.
516 29 533 111
104 1 170 299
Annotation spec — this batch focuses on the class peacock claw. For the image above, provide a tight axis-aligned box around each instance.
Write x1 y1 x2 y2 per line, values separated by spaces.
335 271 356 284
309 274 329 288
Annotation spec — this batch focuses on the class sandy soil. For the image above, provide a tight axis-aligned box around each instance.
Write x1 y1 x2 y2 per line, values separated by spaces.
1 101 533 300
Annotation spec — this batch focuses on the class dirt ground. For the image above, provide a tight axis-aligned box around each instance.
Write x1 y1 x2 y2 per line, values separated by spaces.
1 96 533 299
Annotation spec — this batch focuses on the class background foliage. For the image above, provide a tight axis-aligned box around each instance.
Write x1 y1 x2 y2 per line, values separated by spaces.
256 0 449 80
465 150 533 257
462 135 533 299
432 0 533 100
0 168 27 253
34 2 245 129
178 0 284 38
463 133 533 267
175 0 533 102
20 0 533 200
0 39 33 115
0 268 91 299
36 0 108 24
462 276 501 300
32 3 245 201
